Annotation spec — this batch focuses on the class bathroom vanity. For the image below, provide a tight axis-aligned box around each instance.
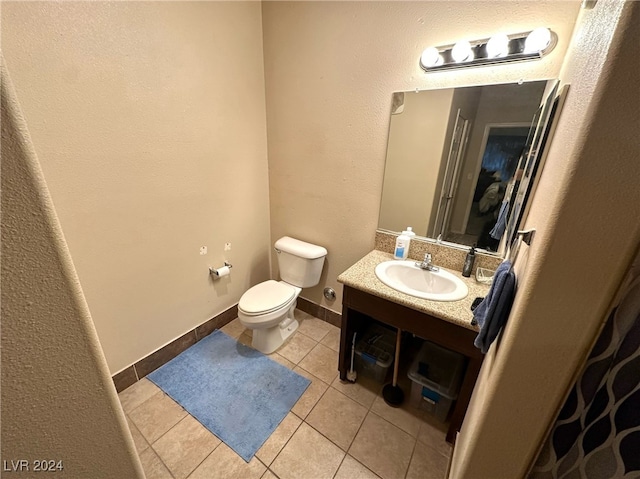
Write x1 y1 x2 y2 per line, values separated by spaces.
337 250 490 444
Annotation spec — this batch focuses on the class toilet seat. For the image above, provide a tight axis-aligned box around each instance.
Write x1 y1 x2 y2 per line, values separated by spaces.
238 280 296 316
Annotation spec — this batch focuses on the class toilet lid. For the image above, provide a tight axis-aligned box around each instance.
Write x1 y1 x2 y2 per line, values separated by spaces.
239 280 296 315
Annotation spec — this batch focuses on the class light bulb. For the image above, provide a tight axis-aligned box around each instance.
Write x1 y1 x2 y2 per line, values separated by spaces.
420 47 443 68
452 40 473 63
524 27 551 53
486 33 510 58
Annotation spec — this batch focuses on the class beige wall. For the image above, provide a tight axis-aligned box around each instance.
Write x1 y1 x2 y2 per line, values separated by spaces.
1 59 144 478
379 89 454 235
263 1 580 312
450 1 640 477
2 2 271 373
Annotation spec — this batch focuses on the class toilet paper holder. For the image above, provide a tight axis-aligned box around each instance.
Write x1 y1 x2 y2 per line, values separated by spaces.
209 262 233 278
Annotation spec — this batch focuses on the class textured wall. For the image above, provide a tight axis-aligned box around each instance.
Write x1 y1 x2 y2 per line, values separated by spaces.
1 59 144 478
1 2 271 373
262 1 581 311
450 1 640 477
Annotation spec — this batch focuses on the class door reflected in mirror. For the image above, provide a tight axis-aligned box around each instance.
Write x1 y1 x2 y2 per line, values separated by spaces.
378 80 556 255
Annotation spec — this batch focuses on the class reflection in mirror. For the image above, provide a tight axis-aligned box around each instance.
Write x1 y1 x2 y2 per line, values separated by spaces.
378 80 556 256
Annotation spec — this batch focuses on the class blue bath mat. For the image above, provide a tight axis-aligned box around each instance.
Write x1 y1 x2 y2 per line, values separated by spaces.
147 330 310 461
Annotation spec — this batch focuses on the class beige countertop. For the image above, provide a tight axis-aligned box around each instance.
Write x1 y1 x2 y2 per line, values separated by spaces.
337 250 491 331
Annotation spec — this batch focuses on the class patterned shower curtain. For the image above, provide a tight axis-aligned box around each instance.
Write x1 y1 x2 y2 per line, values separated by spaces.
529 251 640 479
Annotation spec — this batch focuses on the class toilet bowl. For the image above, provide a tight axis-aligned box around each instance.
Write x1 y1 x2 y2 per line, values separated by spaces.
238 236 327 354
238 280 302 354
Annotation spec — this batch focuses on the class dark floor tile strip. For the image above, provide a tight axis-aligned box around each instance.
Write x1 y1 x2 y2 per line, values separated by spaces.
112 365 138 393
324 309 342 328
113 299 339 392
297 296 342 327
135 330 197 379
297 297 324 320
195 304 238 340
113 305 238 391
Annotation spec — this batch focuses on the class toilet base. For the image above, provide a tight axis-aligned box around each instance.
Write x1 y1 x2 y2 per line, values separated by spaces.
252 318 299 354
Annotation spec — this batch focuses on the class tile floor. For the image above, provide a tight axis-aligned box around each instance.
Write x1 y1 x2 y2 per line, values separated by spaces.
119 310 451 479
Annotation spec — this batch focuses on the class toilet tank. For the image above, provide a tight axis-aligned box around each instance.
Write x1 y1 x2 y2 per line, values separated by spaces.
275 236 327 288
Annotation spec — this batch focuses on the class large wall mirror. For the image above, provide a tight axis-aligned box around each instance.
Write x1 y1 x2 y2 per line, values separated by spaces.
378 79 563 256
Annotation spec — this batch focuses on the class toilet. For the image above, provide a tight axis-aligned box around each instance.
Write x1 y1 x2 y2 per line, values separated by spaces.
238 236 328 354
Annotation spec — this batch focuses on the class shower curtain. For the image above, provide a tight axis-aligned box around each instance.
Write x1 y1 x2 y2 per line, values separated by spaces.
529 250 640 478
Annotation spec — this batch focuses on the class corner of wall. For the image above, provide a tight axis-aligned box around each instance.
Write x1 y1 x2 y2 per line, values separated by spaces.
1 56 144 478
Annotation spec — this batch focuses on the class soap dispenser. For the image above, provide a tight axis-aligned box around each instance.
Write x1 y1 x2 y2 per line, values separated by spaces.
462 246 476 277
394 227 415 260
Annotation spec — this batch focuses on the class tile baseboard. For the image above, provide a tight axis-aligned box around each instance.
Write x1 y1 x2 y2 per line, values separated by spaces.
113 299 341 393
112 304 238 393
112 365 138 393
297 297 342 328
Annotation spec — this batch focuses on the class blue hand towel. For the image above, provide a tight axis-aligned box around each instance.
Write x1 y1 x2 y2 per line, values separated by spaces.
473 260 516 354
489 200 509 240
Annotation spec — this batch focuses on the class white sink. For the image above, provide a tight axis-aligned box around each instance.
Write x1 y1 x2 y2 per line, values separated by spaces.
374 260 469 302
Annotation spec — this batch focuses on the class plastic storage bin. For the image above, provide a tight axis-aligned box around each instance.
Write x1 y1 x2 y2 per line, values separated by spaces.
407 341 465 421
354 324 395 383
410 383 454 421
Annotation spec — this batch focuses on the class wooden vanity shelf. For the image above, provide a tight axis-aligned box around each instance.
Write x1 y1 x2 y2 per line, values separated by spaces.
338 285 484 444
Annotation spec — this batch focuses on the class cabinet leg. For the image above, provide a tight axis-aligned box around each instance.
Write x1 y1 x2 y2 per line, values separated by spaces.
338 307 352 381
446 355 483 444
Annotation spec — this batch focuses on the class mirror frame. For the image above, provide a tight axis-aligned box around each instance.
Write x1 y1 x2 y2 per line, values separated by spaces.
504 83 569 256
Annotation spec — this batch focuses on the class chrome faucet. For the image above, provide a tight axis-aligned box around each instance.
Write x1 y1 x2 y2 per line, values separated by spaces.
416 253 439 272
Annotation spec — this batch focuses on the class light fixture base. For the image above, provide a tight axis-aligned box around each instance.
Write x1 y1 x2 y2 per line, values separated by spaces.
419 29 557 73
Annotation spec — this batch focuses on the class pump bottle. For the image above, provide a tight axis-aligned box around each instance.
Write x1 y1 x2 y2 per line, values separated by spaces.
394 227 415 260
462 246 476 277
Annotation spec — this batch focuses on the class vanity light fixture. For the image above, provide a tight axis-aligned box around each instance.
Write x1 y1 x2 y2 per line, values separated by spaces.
524 27 553 54
451 40 474 63
486 33 510 58
419 28 557 72
420 47 443 68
